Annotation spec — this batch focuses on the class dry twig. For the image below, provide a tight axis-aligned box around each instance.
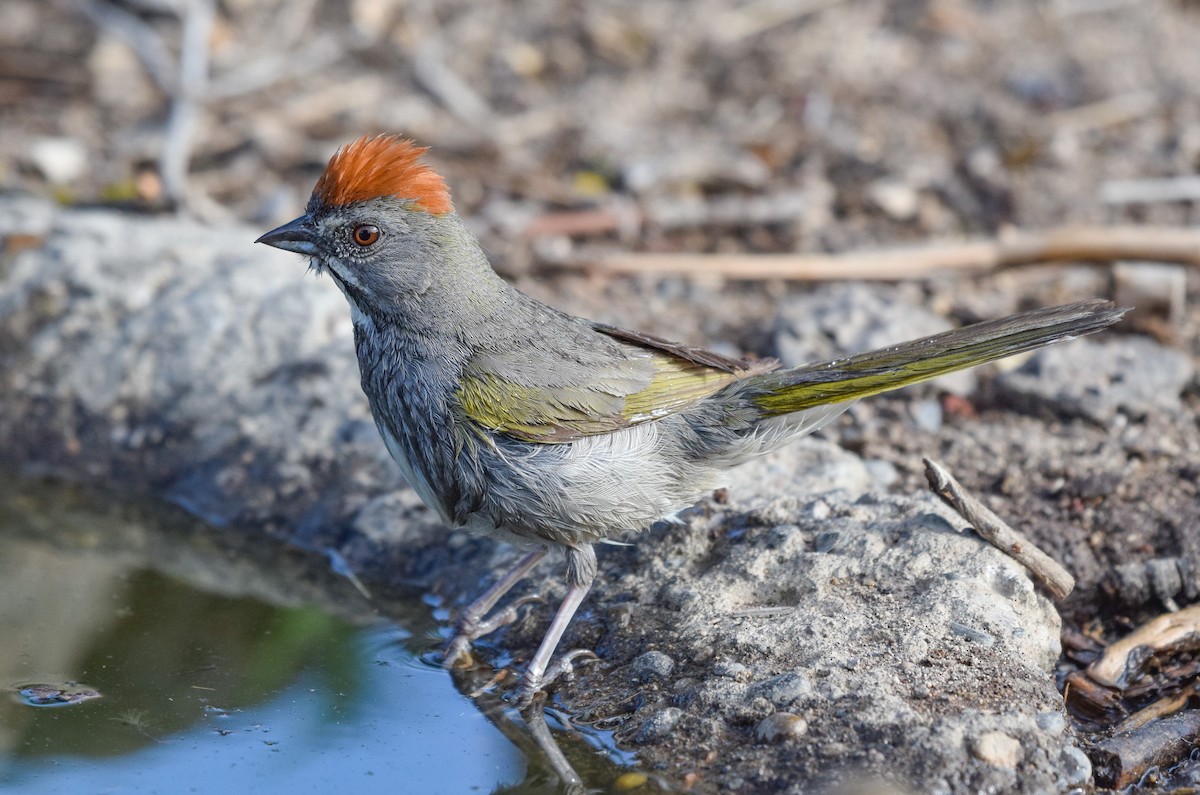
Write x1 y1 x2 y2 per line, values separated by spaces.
923 458 1075 600
1101 175 1200 205
1115 682 1199 734
568 225 1200 280
1090 710 1200 789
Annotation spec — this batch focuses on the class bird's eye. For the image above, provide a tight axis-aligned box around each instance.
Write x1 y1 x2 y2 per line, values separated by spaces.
352 224 380 246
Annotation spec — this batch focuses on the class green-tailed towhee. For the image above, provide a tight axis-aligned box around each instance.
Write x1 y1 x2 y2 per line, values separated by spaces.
258 134 1124 703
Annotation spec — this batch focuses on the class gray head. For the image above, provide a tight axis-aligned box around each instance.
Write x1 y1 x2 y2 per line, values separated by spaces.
256 135 497 319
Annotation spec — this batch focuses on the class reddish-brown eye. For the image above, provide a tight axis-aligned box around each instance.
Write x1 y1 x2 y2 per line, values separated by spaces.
352 224 380 246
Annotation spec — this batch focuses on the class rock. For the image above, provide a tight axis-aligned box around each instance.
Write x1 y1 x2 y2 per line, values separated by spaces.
584 484 1070 794
910 399 943 433
711 660 749 680
1059 745 1092 787
755 712 808 743
993 336 1194 423
745 672 812 707
1035 710 1065 735
0 199 400 542
970 731 1022 768
723 436 871 499
628 650 675 683
867 179 920 221
864 459 900 489
635 707 683 744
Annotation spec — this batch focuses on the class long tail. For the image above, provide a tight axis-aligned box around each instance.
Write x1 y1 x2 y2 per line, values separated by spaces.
750 299 1126 417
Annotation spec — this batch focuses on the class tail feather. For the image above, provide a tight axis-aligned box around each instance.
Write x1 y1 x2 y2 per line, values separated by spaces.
750 300 1126 417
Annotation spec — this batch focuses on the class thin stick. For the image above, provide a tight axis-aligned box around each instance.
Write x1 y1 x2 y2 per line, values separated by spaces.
1091 710 1200 789
1114 682 1199 734
571 225 1200 281
923 458 1075 600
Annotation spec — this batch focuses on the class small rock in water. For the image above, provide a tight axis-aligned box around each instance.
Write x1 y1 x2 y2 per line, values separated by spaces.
18 683 102 706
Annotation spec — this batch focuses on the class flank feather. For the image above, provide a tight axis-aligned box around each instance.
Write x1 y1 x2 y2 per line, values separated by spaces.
312 134 453 214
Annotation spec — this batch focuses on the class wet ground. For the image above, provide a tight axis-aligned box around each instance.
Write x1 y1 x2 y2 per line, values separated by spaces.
0 479 650 795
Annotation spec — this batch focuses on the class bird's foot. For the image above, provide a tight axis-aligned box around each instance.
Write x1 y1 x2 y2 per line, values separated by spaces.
513 649 599 708
444 594 544 668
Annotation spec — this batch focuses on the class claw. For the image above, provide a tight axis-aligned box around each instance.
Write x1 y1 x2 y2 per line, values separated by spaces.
443 635 476 669
444 594 545 669
514 648 599 707
473 594 544 636
543 648 599 686
438 549 550 670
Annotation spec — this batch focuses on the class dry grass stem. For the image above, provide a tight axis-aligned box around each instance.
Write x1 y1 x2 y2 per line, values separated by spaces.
570 225 1200 281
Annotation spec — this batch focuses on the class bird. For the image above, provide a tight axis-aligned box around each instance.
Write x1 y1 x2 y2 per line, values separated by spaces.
257 134 1125 704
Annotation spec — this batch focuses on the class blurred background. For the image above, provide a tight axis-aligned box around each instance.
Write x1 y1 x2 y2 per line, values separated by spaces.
4 0 1199 277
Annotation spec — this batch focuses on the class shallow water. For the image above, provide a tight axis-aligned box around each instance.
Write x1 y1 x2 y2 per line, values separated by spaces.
0 480 651 794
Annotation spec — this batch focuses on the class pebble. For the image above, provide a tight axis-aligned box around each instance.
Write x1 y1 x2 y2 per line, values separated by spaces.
635 707 683 744
629 650 675 683
1035 710 1065 735
746 672 812 706
867 179 920 221
1059 746 1092 786
910 399 944 433
613 771 649 790
864 459 899 489
756 712 808 743
950 621 996 647
971 731 1022 768
711 660 749 679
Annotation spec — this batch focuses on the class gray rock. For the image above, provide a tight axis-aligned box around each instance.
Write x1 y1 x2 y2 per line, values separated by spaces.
745 671 813 707
1060 745 1092 787
628 650 675 683
864 458 900 489
1036 710 1066 735
635 707 683 744
711 660 749 680
993 336 1194 423
601 483 1072 794
0 199 400 541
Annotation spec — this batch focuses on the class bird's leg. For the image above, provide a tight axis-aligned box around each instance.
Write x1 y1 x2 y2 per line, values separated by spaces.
515 545 597 706
445 547 547 667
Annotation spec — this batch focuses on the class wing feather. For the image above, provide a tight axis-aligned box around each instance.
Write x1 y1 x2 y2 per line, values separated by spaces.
454 323 776 443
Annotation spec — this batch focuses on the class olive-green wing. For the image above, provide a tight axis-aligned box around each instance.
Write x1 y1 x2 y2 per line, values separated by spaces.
455 323 776 444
